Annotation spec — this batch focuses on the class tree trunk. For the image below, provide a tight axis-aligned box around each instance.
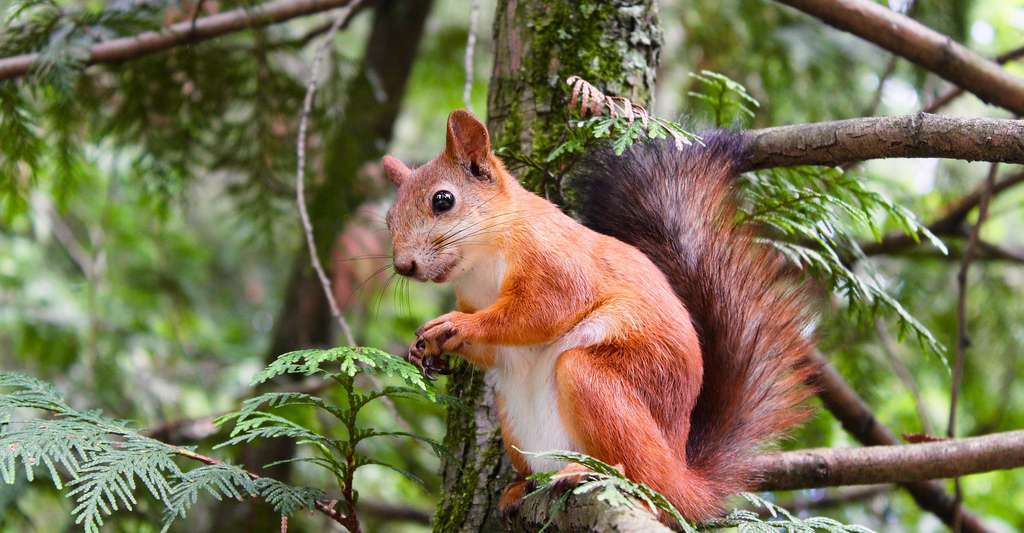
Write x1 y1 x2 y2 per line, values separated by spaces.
216 1 434 529
433 2 660 531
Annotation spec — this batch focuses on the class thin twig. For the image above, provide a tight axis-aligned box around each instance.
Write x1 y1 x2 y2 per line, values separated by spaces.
946 162 999 531
290 0 414 442
462 0 481 110
874 318 933 435
295 1 364 347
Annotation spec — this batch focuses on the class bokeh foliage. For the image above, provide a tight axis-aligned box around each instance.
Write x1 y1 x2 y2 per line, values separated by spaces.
2 0 1024 531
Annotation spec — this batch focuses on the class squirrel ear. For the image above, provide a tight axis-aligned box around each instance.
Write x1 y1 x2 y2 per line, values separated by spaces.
382 155 411 187
444 110 491 171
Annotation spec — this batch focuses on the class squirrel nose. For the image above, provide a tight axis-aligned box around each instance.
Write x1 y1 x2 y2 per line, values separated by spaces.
394 258 417 277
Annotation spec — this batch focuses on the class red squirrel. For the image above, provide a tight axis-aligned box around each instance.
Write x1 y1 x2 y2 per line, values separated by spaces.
382 110 815 520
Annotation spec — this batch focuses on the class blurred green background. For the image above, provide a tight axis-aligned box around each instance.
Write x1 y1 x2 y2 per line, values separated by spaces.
1 0 1023 531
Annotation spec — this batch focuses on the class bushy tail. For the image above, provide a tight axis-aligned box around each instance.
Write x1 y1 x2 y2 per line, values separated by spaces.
574 132 817 507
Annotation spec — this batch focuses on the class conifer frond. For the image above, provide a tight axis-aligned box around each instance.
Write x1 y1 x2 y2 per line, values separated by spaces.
215 411 338 450
0 372 336 532
161 463 258 532
67 438 181 533
254 346 432 395
741 166 947 361
524 449 693 532
254 477 326 516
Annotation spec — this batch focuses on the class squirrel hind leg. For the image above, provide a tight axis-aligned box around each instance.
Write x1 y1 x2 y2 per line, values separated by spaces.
554 347 722 521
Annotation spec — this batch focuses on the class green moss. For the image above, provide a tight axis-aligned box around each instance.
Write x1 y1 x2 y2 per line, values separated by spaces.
434 3 662 530
488 0 661 196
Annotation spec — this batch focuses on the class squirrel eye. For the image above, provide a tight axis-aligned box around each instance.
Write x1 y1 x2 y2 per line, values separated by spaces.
432 190 455 214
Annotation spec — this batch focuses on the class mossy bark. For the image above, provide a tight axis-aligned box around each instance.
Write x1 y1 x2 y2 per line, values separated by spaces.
433 2 660 531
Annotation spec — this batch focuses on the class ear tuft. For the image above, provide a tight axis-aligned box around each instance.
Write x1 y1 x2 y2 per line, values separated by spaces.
444 110 491 168
382 155 411 187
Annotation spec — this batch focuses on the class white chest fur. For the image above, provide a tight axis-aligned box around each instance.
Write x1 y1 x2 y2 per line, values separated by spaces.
452 252 610 473
493 344 575 472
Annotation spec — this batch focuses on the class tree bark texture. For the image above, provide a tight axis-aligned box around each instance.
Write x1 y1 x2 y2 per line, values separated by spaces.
503 427 1024 531
751 429 1024 491
775 0 1024 115
432 2 661 532
742 114 1024 170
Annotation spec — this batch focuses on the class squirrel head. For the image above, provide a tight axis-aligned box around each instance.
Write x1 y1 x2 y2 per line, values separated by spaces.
384 110 511 283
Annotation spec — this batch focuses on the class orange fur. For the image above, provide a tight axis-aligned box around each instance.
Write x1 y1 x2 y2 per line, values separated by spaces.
386 110 814 521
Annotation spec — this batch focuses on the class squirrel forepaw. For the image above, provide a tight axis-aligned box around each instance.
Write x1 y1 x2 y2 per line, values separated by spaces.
408 313 468 379
415 312 468 353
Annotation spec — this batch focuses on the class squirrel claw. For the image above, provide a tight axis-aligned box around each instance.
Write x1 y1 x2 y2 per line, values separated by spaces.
407 337 451 380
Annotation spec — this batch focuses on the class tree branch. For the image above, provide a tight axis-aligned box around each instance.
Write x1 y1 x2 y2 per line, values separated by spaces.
774 0 1024 115
0 0 356 81
751 430 1024 491
924 45 1024 113
741 113 1024 171
809 350 991 533
294 0 362 347
860 170 1024 258
506 427 1024 531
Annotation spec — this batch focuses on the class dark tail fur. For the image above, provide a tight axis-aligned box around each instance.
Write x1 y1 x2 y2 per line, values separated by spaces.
574 132 817 509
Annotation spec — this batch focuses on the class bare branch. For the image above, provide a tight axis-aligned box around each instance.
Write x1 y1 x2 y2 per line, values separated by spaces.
947 162 998 529
860 170 1024 259
742 113 1024 171
775 0 1024 115
751 429 1024 491
871 240 1024 265
294 1 363 347
809 350 990 533
925 45 1024 113
0 0 357 81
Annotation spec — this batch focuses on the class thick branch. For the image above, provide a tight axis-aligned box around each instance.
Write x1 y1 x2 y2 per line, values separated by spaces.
775 0 1024 115
507 488 674 533
741 114 1024 171
752 430 1024 491
0 0 355 81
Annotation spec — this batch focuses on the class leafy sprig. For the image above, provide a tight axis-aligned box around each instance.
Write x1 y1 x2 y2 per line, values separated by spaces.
688 70 760 127
740 166 948 362
0 344 441 532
